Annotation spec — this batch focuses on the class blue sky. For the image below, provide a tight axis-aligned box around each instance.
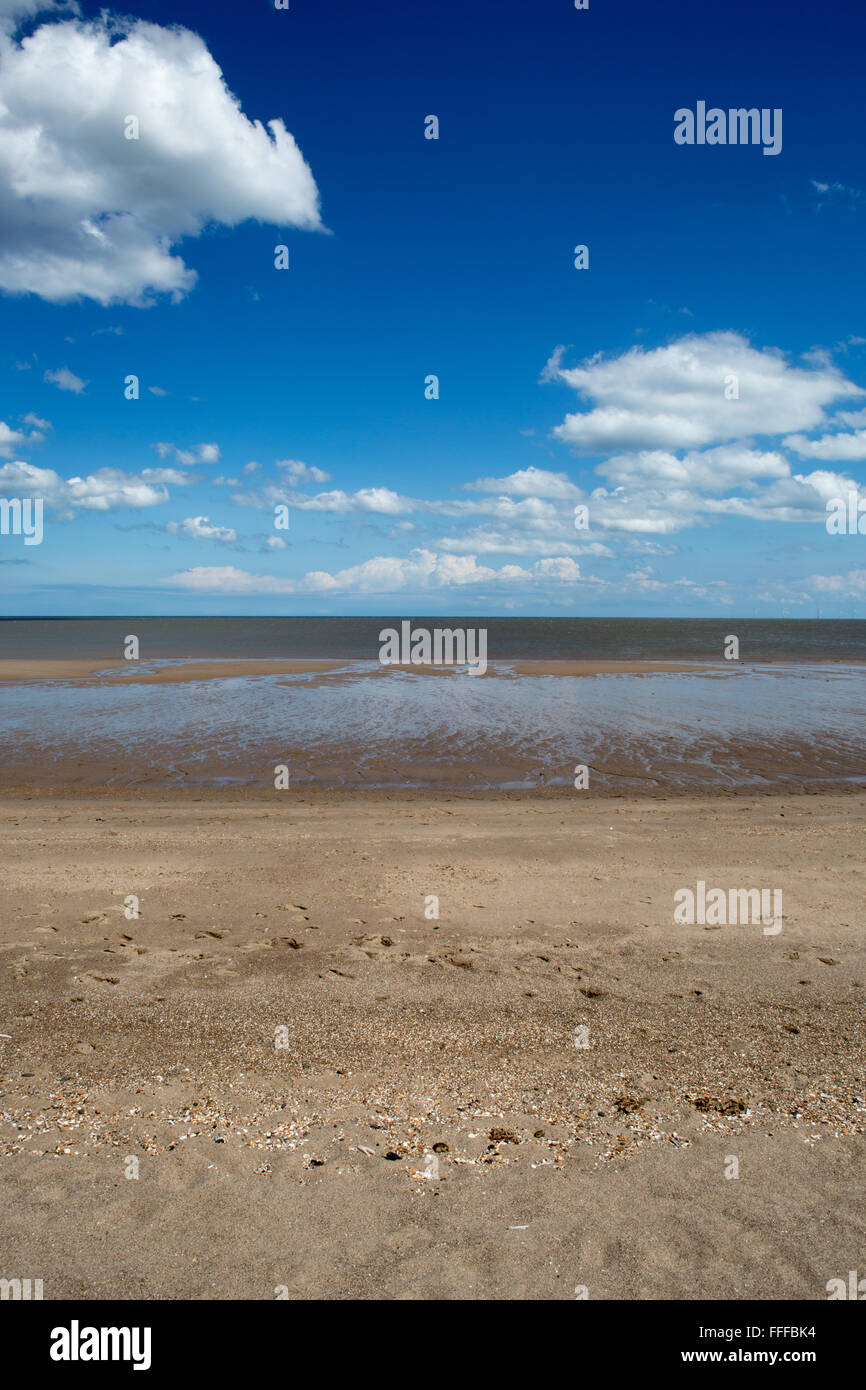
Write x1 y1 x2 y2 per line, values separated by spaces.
1 0 865 616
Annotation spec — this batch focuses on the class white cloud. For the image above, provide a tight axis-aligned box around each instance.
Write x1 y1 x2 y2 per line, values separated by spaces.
44 366 86 393
0 421 25 455
0 14 323 305
0 1 72 31
599 444 791 491
809 569 866 595
140 467 189 485
436 526 611 557
236 483 412 515
465 466 581 499
156 441 220 466
304 486 408 514
276 458 330 484
0 459 172 510
702 468 859 523
166 549 597 595
810 179 863 203
533 557 582 581
167 514 236 543
0 416 47 454
783 429 866 461
176 443 220 466
545 333 862 453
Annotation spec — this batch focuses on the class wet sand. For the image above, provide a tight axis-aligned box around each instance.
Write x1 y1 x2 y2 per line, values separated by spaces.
0 789 863 1299
0 658 349 684
1 659 864 796
0 657 718 685
3 657 855 685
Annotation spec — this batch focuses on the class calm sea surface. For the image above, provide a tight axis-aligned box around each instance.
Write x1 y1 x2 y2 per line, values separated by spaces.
1 616 864 662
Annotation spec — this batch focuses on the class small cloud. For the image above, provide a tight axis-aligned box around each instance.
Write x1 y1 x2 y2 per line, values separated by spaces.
166 514 236 543
176 442 220 465
810 178 863 204
277 458 331 484
155 441 220 465
0 421 26 456
44 366 87 393
0 415 50 455
141 467 191 485
147 385 168 397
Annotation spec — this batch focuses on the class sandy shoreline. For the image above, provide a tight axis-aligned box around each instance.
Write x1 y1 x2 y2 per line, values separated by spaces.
4 655 854 683
2 655 862 685
0 789 863 1298
0 658 350 683
0 656 722 685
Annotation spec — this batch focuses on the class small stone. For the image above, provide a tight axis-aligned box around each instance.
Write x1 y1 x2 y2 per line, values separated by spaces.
614 1096 644 1113
718 1098 747 1116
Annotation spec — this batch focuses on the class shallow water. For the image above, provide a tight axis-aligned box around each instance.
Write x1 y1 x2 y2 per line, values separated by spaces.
1 661 863 792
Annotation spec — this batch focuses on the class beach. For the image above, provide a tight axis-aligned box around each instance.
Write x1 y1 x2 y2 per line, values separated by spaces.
1 786 863 1299
1 619 864 1300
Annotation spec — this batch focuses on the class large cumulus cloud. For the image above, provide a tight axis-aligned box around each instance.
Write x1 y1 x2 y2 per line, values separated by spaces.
0 13 323 304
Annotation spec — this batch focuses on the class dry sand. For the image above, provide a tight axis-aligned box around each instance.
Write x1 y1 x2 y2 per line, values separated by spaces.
0 789 863 1300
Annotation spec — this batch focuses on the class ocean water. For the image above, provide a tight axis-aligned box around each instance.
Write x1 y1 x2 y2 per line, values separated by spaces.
1 615 865 663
